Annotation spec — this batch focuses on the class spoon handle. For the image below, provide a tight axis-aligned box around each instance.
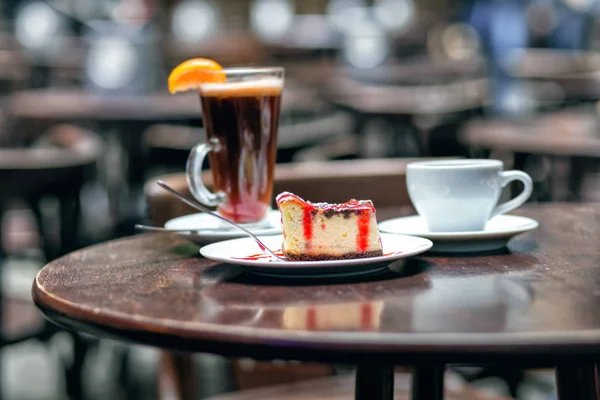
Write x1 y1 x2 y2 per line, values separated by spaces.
134 224 195 233
156 180 284 261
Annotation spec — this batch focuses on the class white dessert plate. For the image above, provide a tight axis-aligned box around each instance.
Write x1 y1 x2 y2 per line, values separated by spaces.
199 233 433 278
165 210 281 246
378 215 539 253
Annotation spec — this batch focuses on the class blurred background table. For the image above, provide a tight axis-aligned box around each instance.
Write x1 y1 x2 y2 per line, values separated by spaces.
323 58 487 158
9 85 334 232
10 89 203 124
461 109 600 201
9 85 326 135
507 49 600 106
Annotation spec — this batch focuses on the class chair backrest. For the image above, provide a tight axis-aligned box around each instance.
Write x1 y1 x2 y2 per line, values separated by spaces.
145 157 458 227
0 124 103 259
0 124 103 199
272 158 418 206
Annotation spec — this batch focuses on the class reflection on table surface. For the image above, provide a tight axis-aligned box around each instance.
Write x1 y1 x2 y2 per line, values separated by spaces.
281 301 384 331
192 255 536 335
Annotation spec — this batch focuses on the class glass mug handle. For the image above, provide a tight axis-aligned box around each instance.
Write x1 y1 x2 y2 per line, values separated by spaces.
491 170 533 218
186 138 227 207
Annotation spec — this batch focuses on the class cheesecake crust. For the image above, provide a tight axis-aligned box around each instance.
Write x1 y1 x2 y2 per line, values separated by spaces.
283 250 383 261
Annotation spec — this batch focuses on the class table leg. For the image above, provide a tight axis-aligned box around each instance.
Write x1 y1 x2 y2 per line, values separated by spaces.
159 352 195 400
65 333 89 400
122 121 150 195
568 156 590 201
353 114 369 158
355 363 394 400
555 365 598 400
512 152 530 199
59 191 81 256
513 152 528 172
391 117 421 158
411 366 444 400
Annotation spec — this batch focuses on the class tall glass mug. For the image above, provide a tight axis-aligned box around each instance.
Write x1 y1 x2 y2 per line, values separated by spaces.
187 67 284 225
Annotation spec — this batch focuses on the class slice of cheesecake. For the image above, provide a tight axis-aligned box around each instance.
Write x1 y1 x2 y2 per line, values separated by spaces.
275 192 383 261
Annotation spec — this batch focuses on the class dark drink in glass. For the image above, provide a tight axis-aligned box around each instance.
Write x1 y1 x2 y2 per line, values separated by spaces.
186 68 284 225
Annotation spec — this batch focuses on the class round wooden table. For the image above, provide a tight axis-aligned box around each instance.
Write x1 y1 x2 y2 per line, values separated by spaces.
33 204 600 400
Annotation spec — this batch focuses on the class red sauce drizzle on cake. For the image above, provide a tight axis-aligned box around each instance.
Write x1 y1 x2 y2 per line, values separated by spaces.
356 213 370 252
303 207 313 242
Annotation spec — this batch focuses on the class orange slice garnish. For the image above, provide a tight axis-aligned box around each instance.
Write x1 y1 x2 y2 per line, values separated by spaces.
168 58 226 94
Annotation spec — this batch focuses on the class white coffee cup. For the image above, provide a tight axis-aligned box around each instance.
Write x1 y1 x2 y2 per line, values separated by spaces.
406 159 533 232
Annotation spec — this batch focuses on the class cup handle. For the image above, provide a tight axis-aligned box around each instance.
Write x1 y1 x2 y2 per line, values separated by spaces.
186 138 227 207
491 170 533 218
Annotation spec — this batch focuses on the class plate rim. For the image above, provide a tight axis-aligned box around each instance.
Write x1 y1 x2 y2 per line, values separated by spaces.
378 215 539 240
165 210 282 238
199 233 433 269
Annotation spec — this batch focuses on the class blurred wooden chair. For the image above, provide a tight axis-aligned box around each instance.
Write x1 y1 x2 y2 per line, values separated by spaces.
205 372 515 400
144 124 205 173
144 111 353 173
0 123 103 399
144 157 436 228
143 85 345 174
0 124 103 259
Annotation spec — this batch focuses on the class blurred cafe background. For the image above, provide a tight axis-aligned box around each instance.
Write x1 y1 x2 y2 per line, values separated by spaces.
0 0 599 399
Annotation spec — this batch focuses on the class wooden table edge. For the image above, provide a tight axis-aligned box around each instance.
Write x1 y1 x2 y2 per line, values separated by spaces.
31 229 600 364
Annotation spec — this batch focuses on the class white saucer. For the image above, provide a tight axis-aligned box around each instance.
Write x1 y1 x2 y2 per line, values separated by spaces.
200 233 433 278
165 210 281 246
378 215 539 253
